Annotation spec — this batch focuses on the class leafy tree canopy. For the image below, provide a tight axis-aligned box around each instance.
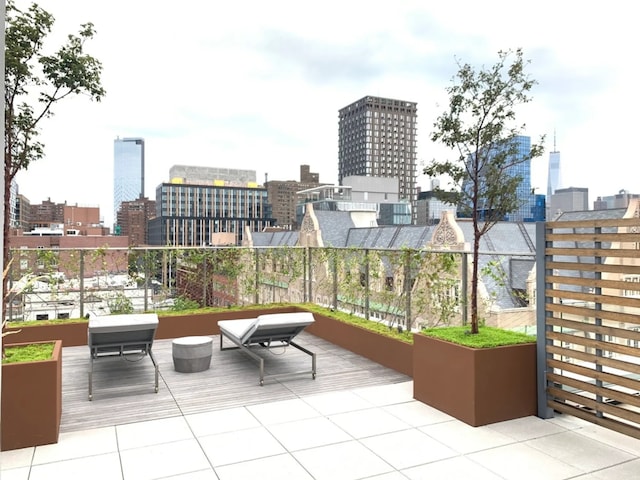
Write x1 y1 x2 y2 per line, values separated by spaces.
5 0 105 180
3 0 105 273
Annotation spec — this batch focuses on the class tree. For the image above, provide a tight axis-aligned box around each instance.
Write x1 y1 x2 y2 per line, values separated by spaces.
4 0 105 293
424 48 544 334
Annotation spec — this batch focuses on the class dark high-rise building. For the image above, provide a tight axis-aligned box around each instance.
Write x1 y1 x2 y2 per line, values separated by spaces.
113 137 145 229
338 96 418 221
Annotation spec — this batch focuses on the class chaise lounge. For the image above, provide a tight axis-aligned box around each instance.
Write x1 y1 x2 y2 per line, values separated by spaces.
87 313 160 400
218 311 316 385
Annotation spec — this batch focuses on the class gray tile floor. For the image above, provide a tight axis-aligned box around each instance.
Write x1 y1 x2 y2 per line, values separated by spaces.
2 380 640 480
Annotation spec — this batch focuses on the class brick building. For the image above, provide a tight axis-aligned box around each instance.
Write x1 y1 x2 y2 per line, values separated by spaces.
116 196 156 245
265 165 323 229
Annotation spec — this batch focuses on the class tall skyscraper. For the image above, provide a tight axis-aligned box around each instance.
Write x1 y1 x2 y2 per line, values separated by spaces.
546 132 561 220
113 137 145 229
338 96 418 221
547 151 561 200
461 135 539 222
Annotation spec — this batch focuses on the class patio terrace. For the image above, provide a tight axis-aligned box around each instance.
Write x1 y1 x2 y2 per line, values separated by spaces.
2 331 640 479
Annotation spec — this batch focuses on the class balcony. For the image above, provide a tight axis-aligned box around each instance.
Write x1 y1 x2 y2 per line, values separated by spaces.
3 216 640 476
3 319 639 478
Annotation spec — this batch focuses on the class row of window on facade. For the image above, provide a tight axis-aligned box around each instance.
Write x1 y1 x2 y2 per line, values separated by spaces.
340 127 418 137
623 275 640 297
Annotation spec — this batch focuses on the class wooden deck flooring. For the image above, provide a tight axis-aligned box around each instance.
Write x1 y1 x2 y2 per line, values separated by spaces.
61 332 411 433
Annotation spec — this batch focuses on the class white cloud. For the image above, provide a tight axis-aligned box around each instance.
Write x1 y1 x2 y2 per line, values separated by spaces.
13 0 640 227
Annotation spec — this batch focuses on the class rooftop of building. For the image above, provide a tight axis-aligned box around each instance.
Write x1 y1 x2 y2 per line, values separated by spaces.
3 335 639 479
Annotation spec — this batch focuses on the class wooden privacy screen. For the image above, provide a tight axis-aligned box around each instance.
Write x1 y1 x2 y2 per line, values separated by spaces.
544 216 640 439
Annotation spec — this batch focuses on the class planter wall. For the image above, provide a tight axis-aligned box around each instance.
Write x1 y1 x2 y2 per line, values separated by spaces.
2 306 302 346
413 333 537 426
1 340 63 451
4 321 88 347
306 312 413 377
155 306 300 340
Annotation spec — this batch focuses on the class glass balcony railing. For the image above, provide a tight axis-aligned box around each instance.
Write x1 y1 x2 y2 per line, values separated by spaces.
6 245 536 332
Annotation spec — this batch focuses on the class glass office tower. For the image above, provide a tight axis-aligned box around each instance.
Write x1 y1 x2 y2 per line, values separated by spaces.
547 150 561 200
461 135 539 222
113 137 145 230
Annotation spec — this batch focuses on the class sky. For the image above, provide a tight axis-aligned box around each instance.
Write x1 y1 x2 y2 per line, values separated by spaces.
12 0 639 228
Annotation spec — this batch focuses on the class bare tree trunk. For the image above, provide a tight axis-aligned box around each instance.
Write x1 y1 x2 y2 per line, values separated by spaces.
470 233 480 334
3 153 10 321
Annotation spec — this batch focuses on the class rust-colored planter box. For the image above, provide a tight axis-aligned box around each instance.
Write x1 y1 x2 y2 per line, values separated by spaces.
413 333 536 427
306 312 413 377
155 306 300 339
4 321 88 347
1 340 63 451
2 306 303 346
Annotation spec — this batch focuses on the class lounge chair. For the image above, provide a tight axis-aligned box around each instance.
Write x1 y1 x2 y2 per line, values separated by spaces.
87 313 159 400
218 312 316 386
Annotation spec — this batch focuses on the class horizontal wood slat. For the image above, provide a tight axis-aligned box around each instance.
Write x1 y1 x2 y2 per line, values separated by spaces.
546 316 640 344
546 261 640 275
547 359 640 394
548 385 640 426
545 302 640 326
545 288 640 310
547 218 640 229
547 274 640 293
546 248 640 258
548 400 640 440
546 232 640 243
547 373 640 411
545 216 640 439
547 331 640 360
546 344 640 375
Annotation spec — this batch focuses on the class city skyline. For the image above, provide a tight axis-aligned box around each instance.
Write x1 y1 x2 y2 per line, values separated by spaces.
13 0 639 228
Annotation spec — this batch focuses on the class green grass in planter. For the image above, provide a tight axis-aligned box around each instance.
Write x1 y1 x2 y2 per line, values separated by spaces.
157 302 295 317
2 342 55 364
421 326 535 348
6 318 88 328
300 303 414 344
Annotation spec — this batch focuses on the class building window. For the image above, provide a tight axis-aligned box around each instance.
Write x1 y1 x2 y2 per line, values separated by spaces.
385 276 394 291
623 275 640 297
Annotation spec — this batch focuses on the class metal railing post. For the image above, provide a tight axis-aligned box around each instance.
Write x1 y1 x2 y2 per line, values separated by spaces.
145 250 152 311
404 250 411 330
307 247 313 303
594 225 603 419
79 251 85 318
536 221 553 419
202 254 207 306
364 249 370 320
254 248 259 305
332 249 338 310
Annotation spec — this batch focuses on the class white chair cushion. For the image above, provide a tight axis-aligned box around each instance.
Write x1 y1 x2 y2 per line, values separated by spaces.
218 318 260 344
255 312 315 328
